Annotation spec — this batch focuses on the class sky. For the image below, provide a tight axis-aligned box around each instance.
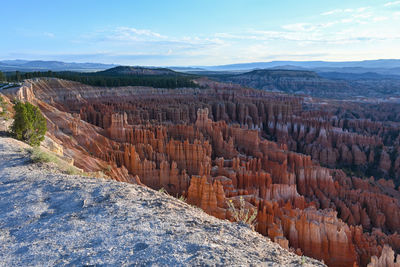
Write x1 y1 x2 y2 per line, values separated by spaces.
2 0 400 66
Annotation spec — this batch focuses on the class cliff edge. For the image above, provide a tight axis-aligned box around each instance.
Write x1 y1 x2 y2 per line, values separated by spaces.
0 137 324 266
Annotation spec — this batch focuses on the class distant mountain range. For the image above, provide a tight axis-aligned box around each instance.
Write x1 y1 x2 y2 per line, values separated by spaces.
0 60 117 72
2 59 400 98
199 59 400 73
2 59 400 76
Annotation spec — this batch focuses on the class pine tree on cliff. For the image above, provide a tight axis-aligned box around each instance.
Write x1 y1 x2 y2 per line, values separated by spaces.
11 101 47 146
15 71 21 82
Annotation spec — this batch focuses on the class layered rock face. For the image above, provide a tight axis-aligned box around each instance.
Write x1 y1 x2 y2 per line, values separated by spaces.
6 78 400 267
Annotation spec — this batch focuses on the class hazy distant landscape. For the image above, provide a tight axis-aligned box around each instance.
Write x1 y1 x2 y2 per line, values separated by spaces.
3 58 400 75
2 59 400 99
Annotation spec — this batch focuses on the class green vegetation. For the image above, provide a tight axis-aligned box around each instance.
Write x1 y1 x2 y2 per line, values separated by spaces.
11 101 47 146
27 147 89 176
6 69 197 89
178 195 187 202
66 165 84 176
0 71 5 82
28 146 58 163
158 187 166 194
15 71 21 82
0 95 7 117
227 196 258 229
300 256 307 265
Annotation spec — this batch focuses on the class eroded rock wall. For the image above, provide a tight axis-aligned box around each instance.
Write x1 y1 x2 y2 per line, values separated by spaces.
9 78 399 267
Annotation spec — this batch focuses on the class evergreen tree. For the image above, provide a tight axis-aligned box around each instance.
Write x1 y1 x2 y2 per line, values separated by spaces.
15 71 21 82
11 101 47 146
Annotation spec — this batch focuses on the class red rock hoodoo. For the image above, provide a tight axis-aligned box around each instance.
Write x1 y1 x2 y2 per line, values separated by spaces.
6 78 400 267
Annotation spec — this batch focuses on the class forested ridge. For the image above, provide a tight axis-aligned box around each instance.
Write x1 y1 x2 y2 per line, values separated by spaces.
4 67 197 88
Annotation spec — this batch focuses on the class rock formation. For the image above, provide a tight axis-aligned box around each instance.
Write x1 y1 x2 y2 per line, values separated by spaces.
4 78 399 267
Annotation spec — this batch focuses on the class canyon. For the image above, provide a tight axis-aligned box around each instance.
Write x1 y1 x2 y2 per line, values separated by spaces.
2 77 400 267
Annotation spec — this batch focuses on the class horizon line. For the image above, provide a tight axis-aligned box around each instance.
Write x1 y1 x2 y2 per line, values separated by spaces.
2 58 400 68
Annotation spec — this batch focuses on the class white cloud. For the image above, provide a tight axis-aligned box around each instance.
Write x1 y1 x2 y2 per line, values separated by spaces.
372 16 389 22
110 27 167 41
319 6 395 27
282 23 317 32
43 32 55 38
48 3 400 66
83 27 226 51
321 9 342 16
282 22 337 32
213 20 400 46
352 11 373 19
384 1 400 7
321 7 369 16
340 18 354 23
75 26 229 62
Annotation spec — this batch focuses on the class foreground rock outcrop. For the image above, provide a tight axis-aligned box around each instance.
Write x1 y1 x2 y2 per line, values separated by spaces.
0 137 323 266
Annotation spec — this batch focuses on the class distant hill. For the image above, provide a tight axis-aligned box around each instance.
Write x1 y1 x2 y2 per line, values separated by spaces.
99 66 179 76
214 68 400 98
4 59 400 75
169 66 206 72
216 69 349 96
0 60 117 72
5 66 197 89
239 69 319 78
200 59 400 75
318 71 400 81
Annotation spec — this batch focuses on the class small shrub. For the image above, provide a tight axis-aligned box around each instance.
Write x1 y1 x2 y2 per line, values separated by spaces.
11 101 47 146
28 147 58 163
28 147 86 176
66 166 81 175
0 96 6 116
300 256 306 265
158 187 166 194
227 196 258 229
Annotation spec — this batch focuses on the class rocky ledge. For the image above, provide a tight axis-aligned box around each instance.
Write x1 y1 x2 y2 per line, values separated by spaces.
0 137 324 266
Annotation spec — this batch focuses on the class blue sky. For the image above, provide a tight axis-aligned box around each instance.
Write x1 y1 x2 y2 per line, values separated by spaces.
2 0 400 66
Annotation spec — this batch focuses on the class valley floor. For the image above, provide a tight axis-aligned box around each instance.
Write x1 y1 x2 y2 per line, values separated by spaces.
0 137 323 266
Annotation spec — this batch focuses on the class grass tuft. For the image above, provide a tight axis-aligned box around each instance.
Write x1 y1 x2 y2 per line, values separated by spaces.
178 195 187 202
28 147 58 163
27 147 91 177
227 196 258 230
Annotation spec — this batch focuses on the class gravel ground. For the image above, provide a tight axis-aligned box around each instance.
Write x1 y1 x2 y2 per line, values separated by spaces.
0 137 325 266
